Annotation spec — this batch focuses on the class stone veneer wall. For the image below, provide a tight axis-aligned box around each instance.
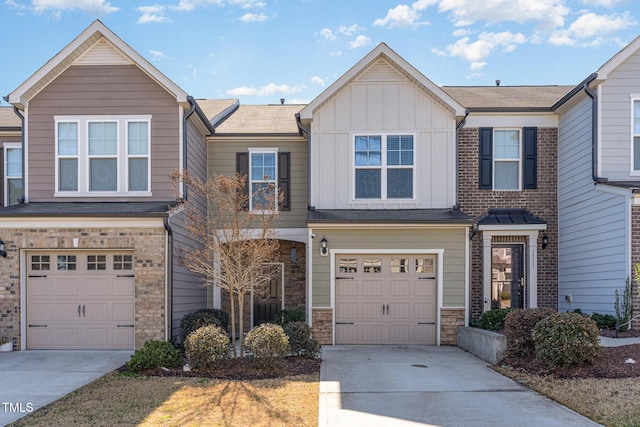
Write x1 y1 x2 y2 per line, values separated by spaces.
0 226 167 351
458 127 559 321
311 308 333 345
441 308 465 345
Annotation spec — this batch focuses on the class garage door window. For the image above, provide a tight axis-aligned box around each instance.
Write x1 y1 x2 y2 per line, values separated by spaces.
57 255 77 271
339 258 357 273
31 255 50 271
88 255 107 270
363 258 382 273
391 258 409 273
416 258 434 273
114 254 133 270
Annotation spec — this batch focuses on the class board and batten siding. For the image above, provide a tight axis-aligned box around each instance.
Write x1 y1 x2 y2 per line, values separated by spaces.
27 65 180 202
599 47 640 180
310 227 467 308
310 58 456 210
207 136 308 229
558 94 628 314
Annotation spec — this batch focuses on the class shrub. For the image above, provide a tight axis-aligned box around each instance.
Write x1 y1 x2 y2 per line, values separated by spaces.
478 308 512 332
184 325 231 369
274 309 305 325
533 312 601 369
504 308 556 357
614 278 633 332
179 308 230 344
590 312 616 330
243 323 290 368
283 321 319 357
126 340 183 372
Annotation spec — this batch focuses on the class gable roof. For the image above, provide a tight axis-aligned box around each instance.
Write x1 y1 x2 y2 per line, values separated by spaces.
597 35 640 80
7 20 188 109
214 104 303 135
443 85 573 110
299 43 465 120
0 107 21 129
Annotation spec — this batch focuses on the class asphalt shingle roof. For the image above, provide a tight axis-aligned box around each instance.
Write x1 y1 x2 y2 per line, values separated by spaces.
0 202 174 217
306 208 473 224
442 85 574 109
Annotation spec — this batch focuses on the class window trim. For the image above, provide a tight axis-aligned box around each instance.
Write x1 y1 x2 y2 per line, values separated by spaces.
248 147 279 212
4 142 22 206
54 115 152 197
351 133 416 201
492 128 522 191
631 98 640 175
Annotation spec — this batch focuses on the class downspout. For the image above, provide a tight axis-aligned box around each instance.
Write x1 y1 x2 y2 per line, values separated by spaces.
295 112 313 210
582 73 608 184
163 216 174 342
455 109 470 210
182 97 198 200
13 107 25 203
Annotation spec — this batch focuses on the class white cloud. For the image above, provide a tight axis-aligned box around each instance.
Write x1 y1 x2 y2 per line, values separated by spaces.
239 12 270 22
349 35 372 49
433 31 526 65
31 0 119 15
229 0 266 8
137 5 171 23
226 83 306 97
311 76 326 86
149 50 167 61
338 24 364 36
330 50 343 57
373 0 434 29
183 63 197 82
549 12 636 46
175 0 223 12
319 28 338 41
437 0 570 30
581 0 621 6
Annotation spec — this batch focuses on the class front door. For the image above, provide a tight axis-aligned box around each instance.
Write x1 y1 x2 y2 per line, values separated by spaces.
491 245 525 309
253 265 282 325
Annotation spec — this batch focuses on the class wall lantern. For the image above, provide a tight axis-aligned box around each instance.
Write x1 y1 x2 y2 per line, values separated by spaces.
542 235 549 249
0 240 6 258
320 236 328 256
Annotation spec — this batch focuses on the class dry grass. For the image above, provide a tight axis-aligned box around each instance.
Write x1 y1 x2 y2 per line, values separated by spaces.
495 366 640 427
10 372 319 427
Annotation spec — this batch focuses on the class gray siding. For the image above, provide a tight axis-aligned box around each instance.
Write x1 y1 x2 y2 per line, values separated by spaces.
558 95 628 314
310 227 467 308
600 48 640 180
28 65 180 202
208 136 308 228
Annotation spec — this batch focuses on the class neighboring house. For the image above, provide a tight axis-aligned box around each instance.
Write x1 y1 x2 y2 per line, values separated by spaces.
556 36 640 317
0 20 220 350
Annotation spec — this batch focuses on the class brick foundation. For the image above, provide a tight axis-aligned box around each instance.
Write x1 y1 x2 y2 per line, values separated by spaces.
440 308 465 345
0 226 167 351
311 308 333 345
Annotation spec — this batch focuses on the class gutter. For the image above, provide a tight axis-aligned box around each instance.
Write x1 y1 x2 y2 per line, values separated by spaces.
163 216 174 343
295 112 313 210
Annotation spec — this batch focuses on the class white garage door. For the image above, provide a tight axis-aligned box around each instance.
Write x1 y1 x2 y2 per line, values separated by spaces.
27 252 135 350
335 255 437 345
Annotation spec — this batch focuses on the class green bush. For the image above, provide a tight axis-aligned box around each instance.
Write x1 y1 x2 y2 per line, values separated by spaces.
590 312 616 330
504 308 556 357
283 321 319 357
126 340 183 372
243 323 290 368
179 308 230 344
184 325 231 369
478 308 512 332
274 309 305 325
533 312 601 369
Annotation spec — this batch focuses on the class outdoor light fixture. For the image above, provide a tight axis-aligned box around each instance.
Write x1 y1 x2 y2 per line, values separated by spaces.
542 235 549 249
0 240 6 258
320 236 328 256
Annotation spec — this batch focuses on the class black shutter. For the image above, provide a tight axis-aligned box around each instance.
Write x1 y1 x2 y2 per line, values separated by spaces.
479 127 493 189
523 127 537 189
278 152 291 211
236 152 249 210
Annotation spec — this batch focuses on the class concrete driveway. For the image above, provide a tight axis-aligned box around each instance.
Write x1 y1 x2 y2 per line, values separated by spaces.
320 345 602 427
0 350 131 426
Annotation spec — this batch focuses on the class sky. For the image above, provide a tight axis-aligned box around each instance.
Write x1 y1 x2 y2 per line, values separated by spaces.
1 0 639 106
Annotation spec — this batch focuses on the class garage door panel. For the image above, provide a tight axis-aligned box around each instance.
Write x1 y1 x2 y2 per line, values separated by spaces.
336 302 359 320
57 303 82 321
388 303 410 320
29 302 53 322
414 303 436 321
362 303 384 319
58 327 80 347
57 278 80 297
86 327 110 348
388 324 410 342
112 303 134 322
85 303 109 321
113 328 135 348
28 279 52 297
414 324 436 343
362 280 383 296
361 325 383 342
113 278 135 296
335 324 358 343
389 280 411 296
336 280 358 296
414 279 436 296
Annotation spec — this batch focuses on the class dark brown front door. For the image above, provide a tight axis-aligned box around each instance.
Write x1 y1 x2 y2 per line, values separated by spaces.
253 267 282 325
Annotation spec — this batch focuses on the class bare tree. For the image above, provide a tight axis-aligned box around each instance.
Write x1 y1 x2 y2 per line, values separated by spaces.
172 171 281 357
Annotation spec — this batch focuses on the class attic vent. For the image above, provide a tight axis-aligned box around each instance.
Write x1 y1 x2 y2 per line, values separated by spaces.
74 38 132 66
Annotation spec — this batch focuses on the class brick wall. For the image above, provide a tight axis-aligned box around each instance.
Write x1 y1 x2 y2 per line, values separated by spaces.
631 206 640 323
0 226 167 350
441 308 465 345
458 127 559 321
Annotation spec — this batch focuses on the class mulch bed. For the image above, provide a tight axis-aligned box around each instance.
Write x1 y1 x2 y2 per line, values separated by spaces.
500 329 640 379
122 356 321 381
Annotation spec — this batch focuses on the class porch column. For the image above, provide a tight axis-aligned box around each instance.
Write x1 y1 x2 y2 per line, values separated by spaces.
482 233 492 312
528 234 538 308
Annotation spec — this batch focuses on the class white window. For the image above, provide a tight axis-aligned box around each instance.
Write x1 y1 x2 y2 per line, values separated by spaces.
633 100 640 171
4 143 23 206
354 134 414 199
493 129 521 190
249 149 277 211
55 116 151 196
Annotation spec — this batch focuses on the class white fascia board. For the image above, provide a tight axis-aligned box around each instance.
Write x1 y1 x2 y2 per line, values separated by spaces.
598 35 640 80
464 112 558 128
477 225 547 233
309 223 472 229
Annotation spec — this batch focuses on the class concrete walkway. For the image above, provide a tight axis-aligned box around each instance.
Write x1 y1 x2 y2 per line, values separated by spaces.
0 350 131 426
319 345 602 427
